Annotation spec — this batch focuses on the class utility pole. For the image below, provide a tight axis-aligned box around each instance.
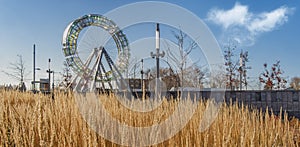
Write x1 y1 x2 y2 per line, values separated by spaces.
141 59 144 87
46 58 53 93
33 44 36 92
52 71 55 100
141 59 145 99
150 23 165 98
31 44 41 93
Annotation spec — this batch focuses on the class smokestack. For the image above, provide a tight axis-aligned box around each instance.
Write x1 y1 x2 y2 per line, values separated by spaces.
156 23 160 50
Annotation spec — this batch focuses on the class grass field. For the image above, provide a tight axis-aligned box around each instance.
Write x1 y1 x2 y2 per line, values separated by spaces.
0 90 299 146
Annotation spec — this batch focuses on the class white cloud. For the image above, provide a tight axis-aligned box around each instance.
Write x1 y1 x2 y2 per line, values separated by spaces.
207 3 250 29
248 6 292 34
206 2 295 46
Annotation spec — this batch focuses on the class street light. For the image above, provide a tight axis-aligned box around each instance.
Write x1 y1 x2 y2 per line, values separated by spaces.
52 70 55 100
150 23 165 99
32 44 41 93
46 58 53 93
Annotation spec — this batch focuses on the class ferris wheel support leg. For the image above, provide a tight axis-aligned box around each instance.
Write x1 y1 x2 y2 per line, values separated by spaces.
89 48 104 92
103 49 133 96
99 62 113 90
103 50 122 88
68 74 78 91
73 49 99 92
97 64 106 93
80 50 101 92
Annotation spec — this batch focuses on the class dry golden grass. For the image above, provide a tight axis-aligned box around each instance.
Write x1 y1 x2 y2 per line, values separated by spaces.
0 90 299 146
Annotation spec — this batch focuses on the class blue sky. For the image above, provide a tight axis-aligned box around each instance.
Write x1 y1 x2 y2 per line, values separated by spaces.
0 0 299 89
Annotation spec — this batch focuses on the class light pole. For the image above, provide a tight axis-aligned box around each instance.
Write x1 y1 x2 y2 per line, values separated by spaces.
141 59 144 88
150 23 165 99
52 71 55 100
141 59 145 99
32 43 42 93
33 44 36 91
46 58 53 93
32 44 41 92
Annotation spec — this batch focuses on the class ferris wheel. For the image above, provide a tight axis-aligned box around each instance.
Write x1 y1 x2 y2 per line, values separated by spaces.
62 14 130 91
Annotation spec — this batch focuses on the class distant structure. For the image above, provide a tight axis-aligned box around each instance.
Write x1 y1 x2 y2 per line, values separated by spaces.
39 78 50 93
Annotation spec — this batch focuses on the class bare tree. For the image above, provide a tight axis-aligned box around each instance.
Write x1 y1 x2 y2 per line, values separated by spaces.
259 61 287 90
224 44 239 90
290 77 300 90
148 67 180 90
59 61 73 91
209 64 227 88
183 65 207 88
166 29 205 87
238 50 251 90
2 55 27 91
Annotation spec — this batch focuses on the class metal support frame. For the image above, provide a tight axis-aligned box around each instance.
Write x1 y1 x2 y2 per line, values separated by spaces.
69 46 131 94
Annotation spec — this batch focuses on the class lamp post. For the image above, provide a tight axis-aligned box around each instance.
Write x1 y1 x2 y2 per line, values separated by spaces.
150 23 165 99
46 58 53 93
33 44 36 92
32 44 44 93
52 71 55 100
141 59 145 99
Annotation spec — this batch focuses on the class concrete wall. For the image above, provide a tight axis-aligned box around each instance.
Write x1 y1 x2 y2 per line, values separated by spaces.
132 90 300 118
222 90 300 119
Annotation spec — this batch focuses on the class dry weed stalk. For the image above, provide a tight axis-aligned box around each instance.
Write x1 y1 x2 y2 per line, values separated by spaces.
0 90 298 146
